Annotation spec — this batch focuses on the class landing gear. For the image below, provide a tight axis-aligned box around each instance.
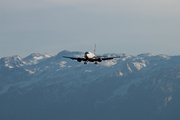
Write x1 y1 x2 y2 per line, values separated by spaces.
84 61 87 64
95 61 98 64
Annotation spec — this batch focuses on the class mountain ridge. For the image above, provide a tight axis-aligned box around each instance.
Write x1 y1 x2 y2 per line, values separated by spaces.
0 51 180 120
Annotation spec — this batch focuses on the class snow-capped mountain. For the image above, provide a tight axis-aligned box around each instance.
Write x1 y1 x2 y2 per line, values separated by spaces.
23 53 55 65
0 51 180 120
0 55 27 68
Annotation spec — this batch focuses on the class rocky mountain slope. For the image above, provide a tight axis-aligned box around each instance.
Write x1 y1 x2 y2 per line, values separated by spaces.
0 51 180 120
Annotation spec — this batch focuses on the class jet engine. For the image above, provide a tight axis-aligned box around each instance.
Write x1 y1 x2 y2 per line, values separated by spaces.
77 58 81 62
98 58 102 62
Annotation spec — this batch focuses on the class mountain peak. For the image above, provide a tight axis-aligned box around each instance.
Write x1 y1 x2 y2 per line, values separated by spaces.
0 55 26 68
137 53 157 57
23 53 54 65
55 50 83 59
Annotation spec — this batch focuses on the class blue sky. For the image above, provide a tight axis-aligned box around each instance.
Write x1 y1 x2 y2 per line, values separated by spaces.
1 0 180 58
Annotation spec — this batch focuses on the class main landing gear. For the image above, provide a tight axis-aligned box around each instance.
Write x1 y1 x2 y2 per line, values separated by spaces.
84 61 98 64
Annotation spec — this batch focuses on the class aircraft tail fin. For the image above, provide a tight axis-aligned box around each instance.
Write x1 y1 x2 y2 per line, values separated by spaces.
94 44 96 55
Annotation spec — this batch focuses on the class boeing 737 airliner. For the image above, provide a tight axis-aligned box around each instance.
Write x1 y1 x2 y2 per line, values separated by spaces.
63 44 120 64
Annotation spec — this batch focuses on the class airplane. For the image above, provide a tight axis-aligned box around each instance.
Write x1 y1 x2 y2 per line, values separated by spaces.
63 44 121 64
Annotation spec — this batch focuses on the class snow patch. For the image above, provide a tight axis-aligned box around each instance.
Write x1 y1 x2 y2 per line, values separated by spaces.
25 69 34 74
133 62 146 70
60 61 67 68
127 63 132 73
101 60 116 66
85 70 92 73
114 70 123 76
34 56 44 60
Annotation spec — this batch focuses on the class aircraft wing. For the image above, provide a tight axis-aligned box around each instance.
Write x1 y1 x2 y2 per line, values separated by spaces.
101 56 121 60
63 56 86 61
96 55 107 58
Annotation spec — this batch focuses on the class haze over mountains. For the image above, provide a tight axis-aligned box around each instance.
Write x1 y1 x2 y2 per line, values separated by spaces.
0 51 180 120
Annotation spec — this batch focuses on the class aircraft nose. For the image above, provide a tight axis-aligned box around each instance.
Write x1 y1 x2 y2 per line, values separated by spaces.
84 53 88 59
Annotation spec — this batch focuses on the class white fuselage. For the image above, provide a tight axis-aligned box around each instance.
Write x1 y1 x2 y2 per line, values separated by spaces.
84 52 95 60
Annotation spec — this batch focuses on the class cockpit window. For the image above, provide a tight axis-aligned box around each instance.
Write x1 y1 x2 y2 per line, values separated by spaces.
85 52 89 54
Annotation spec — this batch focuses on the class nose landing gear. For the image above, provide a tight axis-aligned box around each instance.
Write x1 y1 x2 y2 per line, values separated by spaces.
95 61 98 64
